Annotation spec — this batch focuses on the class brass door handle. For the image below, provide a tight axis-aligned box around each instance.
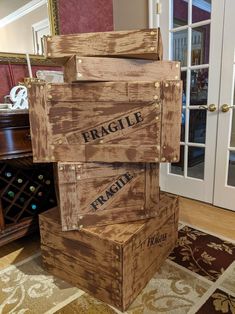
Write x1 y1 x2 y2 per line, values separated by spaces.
221 104 235 113
199 104 217 112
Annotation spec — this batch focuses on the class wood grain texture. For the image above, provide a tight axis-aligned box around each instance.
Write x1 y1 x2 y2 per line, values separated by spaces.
39 192 179 311
28 84 53 162
160 81 182 162
56 162 159 230
64 57 180 82
123 212 178 309
45 28 163 60
28 81 182 163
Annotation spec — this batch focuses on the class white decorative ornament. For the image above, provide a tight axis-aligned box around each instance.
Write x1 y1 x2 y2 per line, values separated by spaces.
10 85 28 109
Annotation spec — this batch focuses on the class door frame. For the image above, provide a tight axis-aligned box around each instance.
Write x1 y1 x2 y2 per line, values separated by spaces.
149 0 225 203
214 0 235 211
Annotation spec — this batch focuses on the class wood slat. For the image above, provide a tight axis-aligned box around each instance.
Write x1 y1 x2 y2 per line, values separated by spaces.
160 80 182 162
64 57 180 82
45 28 163 60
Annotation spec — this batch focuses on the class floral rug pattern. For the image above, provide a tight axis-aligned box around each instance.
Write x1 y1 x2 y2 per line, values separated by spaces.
0 224 234 314
168 226 235 282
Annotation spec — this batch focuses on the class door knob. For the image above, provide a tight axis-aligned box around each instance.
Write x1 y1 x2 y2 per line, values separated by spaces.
199 104 217 112
221 104 235 113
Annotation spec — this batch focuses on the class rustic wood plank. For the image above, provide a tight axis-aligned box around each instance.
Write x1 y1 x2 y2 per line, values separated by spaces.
64 57 180 82
41 244 120 286
28 83 52 162
45 82 159 102
40 230 120 277
41 248 123 310
160 80 182 162
39 209 120 256
45 28 163 60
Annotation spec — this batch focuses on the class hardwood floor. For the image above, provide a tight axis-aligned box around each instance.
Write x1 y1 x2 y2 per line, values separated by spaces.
179 197 235 240
0 197 234 270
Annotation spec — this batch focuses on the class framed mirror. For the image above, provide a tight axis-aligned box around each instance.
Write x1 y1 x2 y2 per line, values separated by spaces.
0 0 59 65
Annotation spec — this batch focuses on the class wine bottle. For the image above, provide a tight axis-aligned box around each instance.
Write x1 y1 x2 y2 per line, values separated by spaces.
29 186 36 192
7 190 15 198
30 203 37 211
38 191 43 197
38 174 44 180
5 172 12 178
45 180 51 185
17 178 23 184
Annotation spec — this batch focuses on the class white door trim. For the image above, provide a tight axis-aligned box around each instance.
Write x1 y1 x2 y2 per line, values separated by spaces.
0 0 47 28
150 0 225 203
214 0 235 211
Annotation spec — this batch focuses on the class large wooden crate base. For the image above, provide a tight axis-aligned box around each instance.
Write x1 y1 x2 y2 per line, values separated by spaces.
39 192 179 311
63 57 180 83
56 162 159 230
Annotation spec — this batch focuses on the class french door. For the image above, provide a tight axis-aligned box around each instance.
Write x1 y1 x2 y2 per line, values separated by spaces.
150 0 234 210
214 0 235 210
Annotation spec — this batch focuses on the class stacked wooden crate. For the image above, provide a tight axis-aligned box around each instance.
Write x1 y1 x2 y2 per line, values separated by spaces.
28 28 182 311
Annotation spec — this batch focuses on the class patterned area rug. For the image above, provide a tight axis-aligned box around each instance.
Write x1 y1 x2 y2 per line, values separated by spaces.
0 222 234 314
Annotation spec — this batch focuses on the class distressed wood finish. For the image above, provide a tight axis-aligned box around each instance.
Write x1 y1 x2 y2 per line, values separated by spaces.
45 28 163 60
56 162 159 230
39 192 179 311
64 57 180 82
28 81 182 163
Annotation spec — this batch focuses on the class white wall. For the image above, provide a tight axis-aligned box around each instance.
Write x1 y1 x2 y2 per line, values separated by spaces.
113 0 149 30
0 0 31 19
0 4 48 54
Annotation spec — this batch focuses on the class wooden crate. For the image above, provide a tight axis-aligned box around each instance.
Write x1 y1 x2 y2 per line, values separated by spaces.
45 28 163 60
63 57 180 83
28 80 182 163
55 162 159 230
39 192 179 311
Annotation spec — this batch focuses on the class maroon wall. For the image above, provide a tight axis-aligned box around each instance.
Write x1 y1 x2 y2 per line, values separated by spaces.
0 0 114 102
58 0 113 34
0 65 62 103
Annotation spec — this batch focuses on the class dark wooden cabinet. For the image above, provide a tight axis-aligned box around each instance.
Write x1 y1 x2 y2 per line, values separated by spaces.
0 109 56 247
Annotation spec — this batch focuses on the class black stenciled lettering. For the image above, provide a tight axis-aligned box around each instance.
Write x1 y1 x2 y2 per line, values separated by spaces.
100 126 109 137
109 184 120 194
90 172 134 211
147 233 167 247
91 129 100 140
81 112 144 144
108 122 119 133
105 190 114 199
90 199 100 211
117 118 125 130
134 111 144 123
125 115 135 127
115 179 123 189
119 177 127 186
97 195 106 205
82 132 90 143
124 172 134 182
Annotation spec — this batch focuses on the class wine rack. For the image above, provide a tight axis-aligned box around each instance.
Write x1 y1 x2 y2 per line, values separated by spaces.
0 160 57 245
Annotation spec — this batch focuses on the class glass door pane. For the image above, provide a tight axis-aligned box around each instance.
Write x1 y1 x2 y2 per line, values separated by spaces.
159 0 223 202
